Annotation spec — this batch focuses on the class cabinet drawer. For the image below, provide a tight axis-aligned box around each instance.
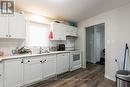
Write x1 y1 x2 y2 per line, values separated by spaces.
45 55 56 62
57 53 69 57
24 57 43 64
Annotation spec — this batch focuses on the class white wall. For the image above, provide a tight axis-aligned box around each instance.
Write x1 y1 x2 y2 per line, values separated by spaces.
77 3 130 81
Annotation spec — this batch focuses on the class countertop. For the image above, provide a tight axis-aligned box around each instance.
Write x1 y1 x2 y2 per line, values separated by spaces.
0 51 70 61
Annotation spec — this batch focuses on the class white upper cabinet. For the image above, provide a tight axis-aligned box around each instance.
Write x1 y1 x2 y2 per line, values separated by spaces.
65 25 78 37
9 13 26 39
0 13 26 39
0 15 8 38
50 22 66 40
50 22 78 40
4 59 24 87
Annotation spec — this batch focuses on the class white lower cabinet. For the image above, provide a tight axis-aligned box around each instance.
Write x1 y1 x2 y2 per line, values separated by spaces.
0 62 3 87
4 59 24 87
43 55 56 79
24 57 43 85
24 55 56 85
3 53 69 87
57 53 70 74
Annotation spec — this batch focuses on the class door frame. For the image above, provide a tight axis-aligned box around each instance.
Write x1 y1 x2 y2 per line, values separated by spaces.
85 23 105 64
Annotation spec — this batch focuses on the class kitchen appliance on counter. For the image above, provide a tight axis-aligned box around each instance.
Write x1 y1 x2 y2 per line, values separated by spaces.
57 44 65 51
69 50 81 71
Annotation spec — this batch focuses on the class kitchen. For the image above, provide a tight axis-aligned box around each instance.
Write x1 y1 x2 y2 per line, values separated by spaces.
1 0 130 87
0 1 82 86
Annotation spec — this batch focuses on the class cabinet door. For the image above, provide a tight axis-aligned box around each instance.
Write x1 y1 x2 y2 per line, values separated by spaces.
43 55 56 78
57 53 70 74
4 59 23 87
51 22 66 40
0 62 3 87
9 13 26 39
65 25 78 37
24 57 43 85
0 15 8 38
43 61 56 78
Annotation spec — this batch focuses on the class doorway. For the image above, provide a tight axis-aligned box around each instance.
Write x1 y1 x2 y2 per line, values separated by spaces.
86 23 105 64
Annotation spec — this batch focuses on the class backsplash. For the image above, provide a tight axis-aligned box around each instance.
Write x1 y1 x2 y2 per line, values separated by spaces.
0 39 25 56
0 37 76 56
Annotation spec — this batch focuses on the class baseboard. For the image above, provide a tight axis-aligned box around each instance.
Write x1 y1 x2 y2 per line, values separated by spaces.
105 75 116 81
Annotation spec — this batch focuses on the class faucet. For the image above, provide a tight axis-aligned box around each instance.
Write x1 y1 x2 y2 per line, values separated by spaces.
39 47 49 54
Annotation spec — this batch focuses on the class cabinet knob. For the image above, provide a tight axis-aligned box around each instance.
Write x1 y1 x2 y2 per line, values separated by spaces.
28 60 30 62
21 59 24 63
6 35 8 37
43 60 46 63
40 61 42 63
9 35 11 37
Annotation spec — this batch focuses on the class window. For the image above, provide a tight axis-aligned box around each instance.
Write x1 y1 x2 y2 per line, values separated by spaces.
26 21 50 47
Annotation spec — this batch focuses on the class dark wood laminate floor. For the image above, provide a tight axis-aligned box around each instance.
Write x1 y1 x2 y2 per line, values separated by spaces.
29 64 116 87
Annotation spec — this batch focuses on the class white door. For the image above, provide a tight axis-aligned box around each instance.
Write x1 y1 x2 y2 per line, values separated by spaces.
24 57 43 85
86 28 95 63
95 30 101 62
4 59 23 87
9 13 26 39
94 24 105 62
57 53 69 74
0 16 8 38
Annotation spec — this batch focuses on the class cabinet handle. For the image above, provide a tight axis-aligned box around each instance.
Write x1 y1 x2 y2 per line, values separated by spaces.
62 55 65 56
21 59 24 63
0 74 1 76
42 60 46 63
40 60 46 63
28 60 30 62
9 35 11 37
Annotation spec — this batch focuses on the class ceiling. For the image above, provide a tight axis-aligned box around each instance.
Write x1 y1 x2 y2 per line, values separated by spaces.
15 0 130 22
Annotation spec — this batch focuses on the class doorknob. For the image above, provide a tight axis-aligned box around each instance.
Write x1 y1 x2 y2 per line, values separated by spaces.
28 60 30 62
